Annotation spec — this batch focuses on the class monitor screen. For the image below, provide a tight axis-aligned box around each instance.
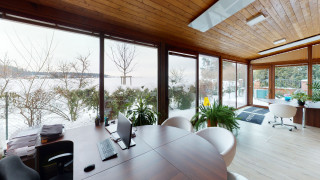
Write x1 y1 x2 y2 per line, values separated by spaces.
117 112 132 149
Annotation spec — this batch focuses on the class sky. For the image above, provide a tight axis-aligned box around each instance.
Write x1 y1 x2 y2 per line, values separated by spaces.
0 18 209 82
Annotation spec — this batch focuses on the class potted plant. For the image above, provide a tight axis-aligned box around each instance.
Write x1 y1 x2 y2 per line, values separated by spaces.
127 97 158 126
191 100 240 132
292 90 308 106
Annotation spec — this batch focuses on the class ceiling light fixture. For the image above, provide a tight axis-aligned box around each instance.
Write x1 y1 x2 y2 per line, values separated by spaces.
273 38 286 45
188 0 255 32
247 14 266 26
259 35 320 55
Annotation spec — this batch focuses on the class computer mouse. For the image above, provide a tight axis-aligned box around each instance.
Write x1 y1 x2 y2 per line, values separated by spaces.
84 164 95 172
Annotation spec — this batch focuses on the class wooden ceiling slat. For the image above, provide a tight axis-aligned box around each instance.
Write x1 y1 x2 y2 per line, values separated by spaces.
299 0 314 36
251 1 289 42
278 0 304 39
308 0 319 34
259 0 296 41
1 0 319 60
269 0 299 40
289 0 310 39
245 4 280 41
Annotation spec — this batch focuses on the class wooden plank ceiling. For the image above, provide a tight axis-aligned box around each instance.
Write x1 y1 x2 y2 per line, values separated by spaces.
8 0 320 60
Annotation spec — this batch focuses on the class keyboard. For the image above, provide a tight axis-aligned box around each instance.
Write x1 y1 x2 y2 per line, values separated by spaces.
97 138 117 161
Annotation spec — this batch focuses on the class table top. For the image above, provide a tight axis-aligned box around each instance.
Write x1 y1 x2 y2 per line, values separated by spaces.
259 98 320 109
46 124 227 180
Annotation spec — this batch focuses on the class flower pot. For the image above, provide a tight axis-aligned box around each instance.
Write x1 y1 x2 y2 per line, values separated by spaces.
297 100 305 106
207 119 217 127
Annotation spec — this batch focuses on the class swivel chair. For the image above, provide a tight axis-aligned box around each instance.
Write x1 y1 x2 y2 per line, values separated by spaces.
0 155 40 180
36 140 73 180
269 104 297 131
161 116 193 132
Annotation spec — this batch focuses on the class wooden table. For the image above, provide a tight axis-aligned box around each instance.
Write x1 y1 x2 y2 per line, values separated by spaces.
259 99 320 128
42 124 227 180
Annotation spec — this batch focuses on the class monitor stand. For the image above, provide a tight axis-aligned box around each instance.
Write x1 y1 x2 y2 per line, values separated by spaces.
117 139 136 150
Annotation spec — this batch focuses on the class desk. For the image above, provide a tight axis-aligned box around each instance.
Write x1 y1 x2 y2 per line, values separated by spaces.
40 125 227 180
259 99 320 128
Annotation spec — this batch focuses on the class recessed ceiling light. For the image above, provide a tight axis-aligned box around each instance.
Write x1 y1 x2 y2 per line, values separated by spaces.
273 38 286 45
247 14 266 26
188 0 255 32
259 35 320 55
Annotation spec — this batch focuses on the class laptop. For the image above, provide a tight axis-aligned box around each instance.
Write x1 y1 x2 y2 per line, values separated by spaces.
112 113 136 150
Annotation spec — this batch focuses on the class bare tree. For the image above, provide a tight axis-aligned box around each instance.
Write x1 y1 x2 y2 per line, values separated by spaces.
54 53 91 121
0 54 14 96
108 43 137 85
8 32 55 127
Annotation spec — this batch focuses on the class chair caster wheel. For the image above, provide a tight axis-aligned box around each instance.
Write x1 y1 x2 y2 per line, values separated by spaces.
272 125 275 128
268 121 271 124
294 126 297 129
289 128 292 131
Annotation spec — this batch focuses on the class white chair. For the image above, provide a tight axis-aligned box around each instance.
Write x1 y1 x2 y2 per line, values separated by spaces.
227 172 248 180
269 104 297 131
161 116 193 132
196 127 236 167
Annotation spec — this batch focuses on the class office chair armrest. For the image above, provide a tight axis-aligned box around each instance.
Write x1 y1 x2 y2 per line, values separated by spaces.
48 153 73 164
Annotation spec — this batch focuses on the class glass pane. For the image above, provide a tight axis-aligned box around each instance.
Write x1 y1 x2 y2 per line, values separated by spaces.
237 64 247 107
223 61 236 108
253 69 269 106
275 66 308 99
104 39 158 122
199 55 219 105
313 64 320 83
0 20 99 144
168 53 196 119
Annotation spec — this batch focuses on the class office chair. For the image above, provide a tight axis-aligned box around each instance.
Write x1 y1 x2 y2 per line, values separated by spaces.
0 155 40 180
161 116 193 132
196 127 236 167
269 104 297 131
36 140 73 180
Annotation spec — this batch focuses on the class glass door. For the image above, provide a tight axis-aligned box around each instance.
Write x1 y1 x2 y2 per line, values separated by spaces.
252 68 270 106
168 51 196 119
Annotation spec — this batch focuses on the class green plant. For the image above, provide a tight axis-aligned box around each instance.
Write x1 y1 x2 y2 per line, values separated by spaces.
292 90 308 102
127 97 158 126
191 101 240 132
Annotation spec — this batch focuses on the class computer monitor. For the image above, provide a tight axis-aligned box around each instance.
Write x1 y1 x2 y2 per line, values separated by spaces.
117 112 133 149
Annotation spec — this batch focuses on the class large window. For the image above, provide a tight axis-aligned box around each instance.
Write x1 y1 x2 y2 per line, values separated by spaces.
168 52 196 119
199 54 219 105
0 20 99 144
237 63 247 107
104 39 158 121
223 61 236 107
275 65 308 99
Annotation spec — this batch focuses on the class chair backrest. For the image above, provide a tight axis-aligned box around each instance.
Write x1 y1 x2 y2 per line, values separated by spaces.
161 116 193 132
0 155 40 180
269 104 297 118
196 127 236 167
36 140 73 180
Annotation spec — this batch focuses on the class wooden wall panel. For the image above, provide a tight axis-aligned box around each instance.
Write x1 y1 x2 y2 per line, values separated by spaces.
251 47 308 64
312 44 320 59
